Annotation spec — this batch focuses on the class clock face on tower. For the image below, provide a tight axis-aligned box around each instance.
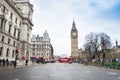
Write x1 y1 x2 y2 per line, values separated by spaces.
72 32 76 36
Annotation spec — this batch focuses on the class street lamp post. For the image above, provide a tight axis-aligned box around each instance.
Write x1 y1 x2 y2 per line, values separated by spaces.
26 46 29 66
14 48 18 67
14 29 20 67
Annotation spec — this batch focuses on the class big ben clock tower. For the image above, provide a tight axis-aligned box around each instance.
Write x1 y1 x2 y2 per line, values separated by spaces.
71 20 79 59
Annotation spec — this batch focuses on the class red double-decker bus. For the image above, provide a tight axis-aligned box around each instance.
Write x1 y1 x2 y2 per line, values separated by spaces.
58 57 72 63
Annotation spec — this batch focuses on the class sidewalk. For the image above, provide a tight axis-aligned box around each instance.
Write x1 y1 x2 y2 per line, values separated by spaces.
0 63 39 71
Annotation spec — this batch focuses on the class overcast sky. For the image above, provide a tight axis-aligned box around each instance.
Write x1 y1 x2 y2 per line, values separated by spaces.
30 0 120 56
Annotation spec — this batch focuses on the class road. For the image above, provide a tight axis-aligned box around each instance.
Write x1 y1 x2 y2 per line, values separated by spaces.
0 63 120 80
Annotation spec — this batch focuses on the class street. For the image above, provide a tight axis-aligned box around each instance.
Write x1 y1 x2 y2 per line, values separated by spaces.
0 63 120 80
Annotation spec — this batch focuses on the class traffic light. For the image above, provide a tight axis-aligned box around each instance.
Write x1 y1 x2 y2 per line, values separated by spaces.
15 48 19 56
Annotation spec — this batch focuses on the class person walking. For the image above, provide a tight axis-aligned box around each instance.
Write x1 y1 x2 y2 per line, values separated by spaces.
2 59 5 67
25 60 28 66
0 59 2 67
85 58 88 66
6 58 9 67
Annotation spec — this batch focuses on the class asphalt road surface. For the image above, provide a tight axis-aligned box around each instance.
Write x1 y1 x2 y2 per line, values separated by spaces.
0 63 120 80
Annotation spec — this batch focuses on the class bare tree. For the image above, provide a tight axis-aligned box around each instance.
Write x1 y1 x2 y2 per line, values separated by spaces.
99 32 111 64
84 32 99 61
84 32 111 62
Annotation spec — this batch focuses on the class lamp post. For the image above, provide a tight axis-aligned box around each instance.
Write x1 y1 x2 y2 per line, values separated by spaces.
14 29 20 67
26 46 29 66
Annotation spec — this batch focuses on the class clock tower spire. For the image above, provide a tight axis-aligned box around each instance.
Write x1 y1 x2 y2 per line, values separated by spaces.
71 20 79 60
72 19 76 30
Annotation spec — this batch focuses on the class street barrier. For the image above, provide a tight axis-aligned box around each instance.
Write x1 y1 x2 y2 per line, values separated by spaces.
104 62 120 69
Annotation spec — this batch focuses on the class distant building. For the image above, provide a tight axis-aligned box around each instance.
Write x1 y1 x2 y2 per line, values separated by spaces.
31 30 54 60
0 0 33 62
106 40 120 62
93 40 120 62
78 48 86 60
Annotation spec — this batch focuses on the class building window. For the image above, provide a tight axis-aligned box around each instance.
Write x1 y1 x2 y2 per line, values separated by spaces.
27 33 29 42
17 31 20 40
14 28 16 37
8 38 10 44
8 24 12 34
0 47 3 56
6 48 9 57
0 18 4 29
19 22 21 27
13 41 15 46
12 50 14 58
33 44 35 47
10 13 13 20
1 36 4 42
15 18 17 24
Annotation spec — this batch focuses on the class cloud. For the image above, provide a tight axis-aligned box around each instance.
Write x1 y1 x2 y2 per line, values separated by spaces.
30 0 120 56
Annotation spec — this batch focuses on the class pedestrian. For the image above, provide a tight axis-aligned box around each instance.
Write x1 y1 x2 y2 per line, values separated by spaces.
14 61 17 68
6 58 9 66
10 61 12 66
2 59 5 67
0 59 2 67
85 60 87 66
25 60 28 66
85 59 88 66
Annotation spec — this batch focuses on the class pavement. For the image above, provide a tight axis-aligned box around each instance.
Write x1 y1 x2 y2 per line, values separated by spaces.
0 63 119 80
0 62 119 71
0 62 40 71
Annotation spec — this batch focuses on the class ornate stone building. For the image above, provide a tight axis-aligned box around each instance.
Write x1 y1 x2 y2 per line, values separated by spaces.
78 48 86 60
71 20 79 59
31 30 54 60
105 40 120 62
0 0 33 63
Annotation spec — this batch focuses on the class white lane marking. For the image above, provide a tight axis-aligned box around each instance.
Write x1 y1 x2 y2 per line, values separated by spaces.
14 79 19 80
118 77 120 79
108 72 118 75
85 71 91 73
31 76 42 79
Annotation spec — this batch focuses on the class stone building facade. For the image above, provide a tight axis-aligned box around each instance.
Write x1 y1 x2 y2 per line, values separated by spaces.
105 40 120 62
78 48 86 60
0 0 33 62
31 30 54 60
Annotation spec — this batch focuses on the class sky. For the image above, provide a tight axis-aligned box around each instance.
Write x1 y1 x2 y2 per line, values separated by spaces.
30 0 120 56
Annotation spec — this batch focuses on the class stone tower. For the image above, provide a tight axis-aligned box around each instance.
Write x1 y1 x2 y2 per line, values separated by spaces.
71 20 79 59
